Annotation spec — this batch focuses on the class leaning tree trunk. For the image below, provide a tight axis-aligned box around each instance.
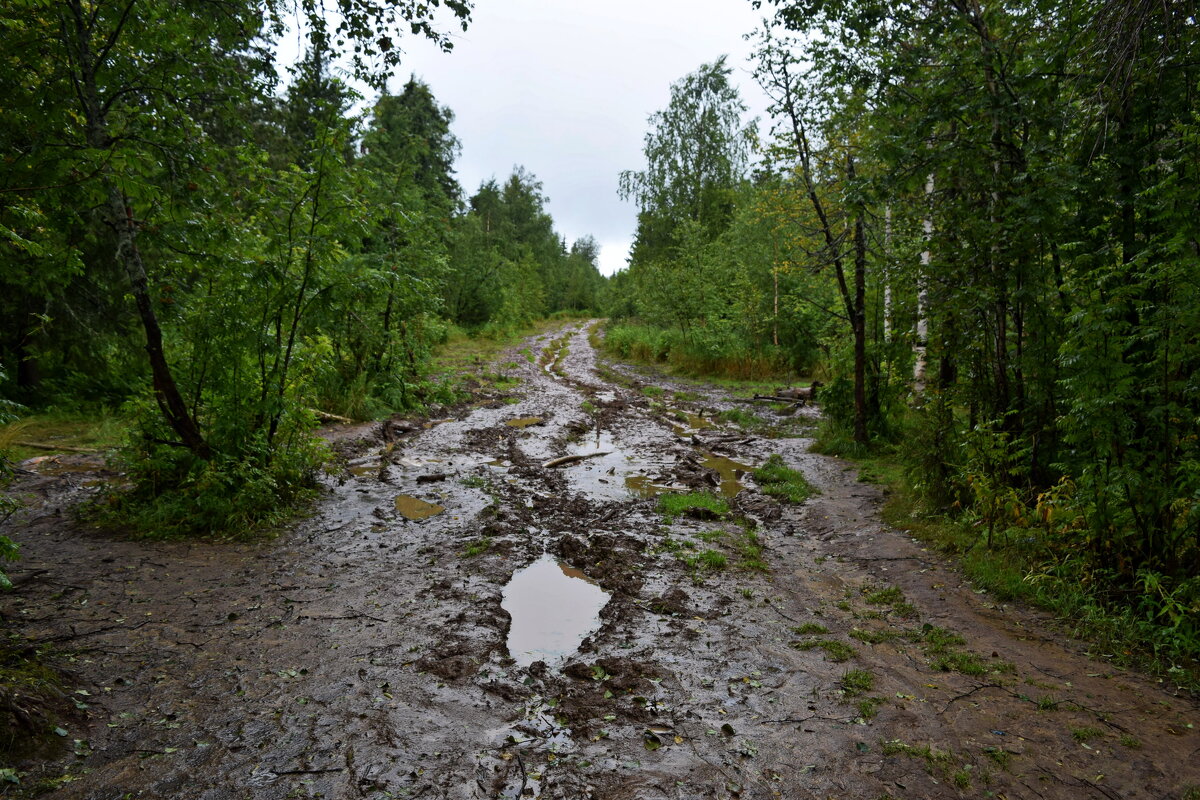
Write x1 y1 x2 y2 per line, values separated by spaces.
66 0 210 459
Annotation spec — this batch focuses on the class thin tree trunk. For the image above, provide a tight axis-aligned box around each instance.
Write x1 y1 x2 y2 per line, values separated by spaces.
849 154 868 446
65 0 209 458
915 173 934 390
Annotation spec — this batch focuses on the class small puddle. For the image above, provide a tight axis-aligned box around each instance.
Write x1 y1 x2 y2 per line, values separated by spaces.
624 474 674 498
700 452 756 498
505 417 544 428
394 495 445 521
501 555 609 667
669 410 714 434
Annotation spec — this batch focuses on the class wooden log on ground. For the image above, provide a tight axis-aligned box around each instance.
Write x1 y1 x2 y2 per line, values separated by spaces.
543 452 611 468
14 441 99 454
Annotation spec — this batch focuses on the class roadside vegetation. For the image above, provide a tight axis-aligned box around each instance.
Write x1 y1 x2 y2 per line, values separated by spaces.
602 5 1200 686
0 5 605 538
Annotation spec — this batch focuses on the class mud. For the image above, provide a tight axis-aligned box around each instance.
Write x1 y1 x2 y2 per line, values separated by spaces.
1 320 1197 800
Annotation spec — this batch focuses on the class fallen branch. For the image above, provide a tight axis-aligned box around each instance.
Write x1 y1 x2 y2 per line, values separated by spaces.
14 441 99 454
542 452 610 468
307 408 354 424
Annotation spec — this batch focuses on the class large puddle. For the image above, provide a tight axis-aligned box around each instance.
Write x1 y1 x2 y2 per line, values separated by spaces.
505 416 544 428
394 495 445 520
501 555 609 667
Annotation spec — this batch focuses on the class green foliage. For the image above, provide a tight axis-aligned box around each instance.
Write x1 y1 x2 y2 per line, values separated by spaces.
97 406 327 538
602 322 790 380
658 492 729 523
752 454 814 503
0 4 609 534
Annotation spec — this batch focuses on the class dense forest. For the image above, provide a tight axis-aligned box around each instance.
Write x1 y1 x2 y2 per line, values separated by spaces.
2 0 1198 681
0 1 604 535
604 1 1199 662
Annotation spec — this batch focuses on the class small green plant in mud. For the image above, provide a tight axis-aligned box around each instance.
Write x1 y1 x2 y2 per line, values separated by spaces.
881 738 954 770
641 385 664 397
841 669 875 696
856 696 885 720
792 623 829 635
462 537 491 557
1036 694 1059 711
684 549 727 572
460 475 489 490
672 391 700 402
982 745 1012 770
752 454 814 504
915 623 1014 677
737 527 769 572
849 627 901 644
1119 734 1142 749
658 491 728 523
520 347 534 363
1071 726 1104 743
791 638 857 662
580 400 596 415
858 584 918 618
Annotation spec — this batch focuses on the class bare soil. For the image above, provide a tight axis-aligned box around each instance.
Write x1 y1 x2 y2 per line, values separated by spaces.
2 320 1197 799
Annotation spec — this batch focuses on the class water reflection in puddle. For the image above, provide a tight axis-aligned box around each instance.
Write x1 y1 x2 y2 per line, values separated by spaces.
502 555 609 667
394 495 445 520
669 410 714 435
700 453 756 498
624 474 674 498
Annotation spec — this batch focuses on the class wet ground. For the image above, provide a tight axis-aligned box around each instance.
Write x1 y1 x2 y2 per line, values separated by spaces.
2 320 1197 799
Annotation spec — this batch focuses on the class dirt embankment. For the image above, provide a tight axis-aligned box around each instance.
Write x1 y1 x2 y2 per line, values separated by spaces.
2 320 1196 799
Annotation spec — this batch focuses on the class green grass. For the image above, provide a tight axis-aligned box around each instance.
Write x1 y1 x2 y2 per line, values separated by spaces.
792 623 829 635
841 669 875 696
752 454 814 504
0 411 128 461
658 491 729 523
737 528 769 572
859 585 918 618
914 623 1015 677
462 537 491 557
641 385 664 398
881 739 953 766
1070 726 1104 742
683 549 727 574
849 628 901 644
853 450 1200 691
982 745 1011 770
856 696 884 720
717 408 761 428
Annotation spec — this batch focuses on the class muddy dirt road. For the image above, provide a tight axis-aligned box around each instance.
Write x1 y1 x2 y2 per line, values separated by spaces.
4 320 1198 799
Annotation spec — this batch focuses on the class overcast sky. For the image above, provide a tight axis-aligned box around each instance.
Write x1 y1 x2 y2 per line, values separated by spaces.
367 1 773 276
